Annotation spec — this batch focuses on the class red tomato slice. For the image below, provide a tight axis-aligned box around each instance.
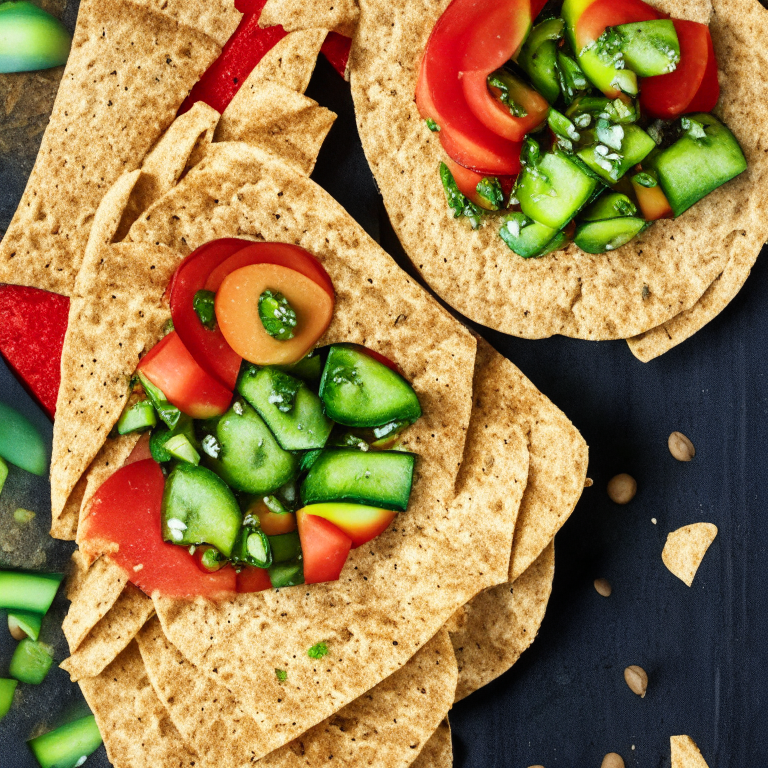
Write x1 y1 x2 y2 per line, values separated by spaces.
80 459 237 599
640 20 718 119
300 504 396 548
237 565 273 593
137 331 233 419
321 32 352 78
531 0 548 15
297 510 352 584
443 157 515 210
169 238 250 390
204 242 334 299
124 433 153 466
575 0 661 50
416 0 530 174
461 69 548 142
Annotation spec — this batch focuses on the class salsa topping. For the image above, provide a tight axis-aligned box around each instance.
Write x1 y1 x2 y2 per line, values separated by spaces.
258 289 298 340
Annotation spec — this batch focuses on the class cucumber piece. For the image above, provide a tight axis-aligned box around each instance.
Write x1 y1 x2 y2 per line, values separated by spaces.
28 714 103 768
0 402 48 476
548 108 581 147
137 372 182 430
581 191 638 221
0 1 71 74
0 678 16 720
577 46 638 96
565 95 638 125
518 18 564 104
238 367 333 451
0 456 7 496
516 151 599 230
300 449 323 473
319 346 421 428
0 570 63 614
269 561 304 588
644 113 747 217
162 464 243 557
149 416 197 463
555 50 589 105
575 216 647 253
274 351 324 383
164 434 200 465
577 124 656 183
210 401 299 495
10 638 53 684
9 609 43 641
301 449 415 511
269 531 301 563
116 400 156 435
231 527 272 569
499 213 568 258
615 20 679 76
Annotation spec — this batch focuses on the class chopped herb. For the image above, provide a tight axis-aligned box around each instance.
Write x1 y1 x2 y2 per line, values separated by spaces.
425 118 440 132
201 433 221 459
259 290 298 341
487 73 528 117
555 51 588 105
268 371 302 413
595 119 624 151
642 284 650 299
520 137 541 168
439 162 483 230
275 669 288 682
138 372 182 430
593 27 625 67
193 290 217 330
307 641 330 660
163 318 175 336
632 172 658 188
475 177 504 210
299 449 323 472
681 116 707 140
263 495 290 515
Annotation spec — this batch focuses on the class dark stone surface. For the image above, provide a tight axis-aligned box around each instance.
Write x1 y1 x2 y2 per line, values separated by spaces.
1 22 765 768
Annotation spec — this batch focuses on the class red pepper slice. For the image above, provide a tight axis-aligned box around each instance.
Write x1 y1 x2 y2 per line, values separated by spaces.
321 32 352 78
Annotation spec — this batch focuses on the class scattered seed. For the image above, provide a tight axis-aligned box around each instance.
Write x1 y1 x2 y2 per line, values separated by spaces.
607 474 637 504
668 431 695 461
8 614 27 641
584 477 594 487
652 518 657 525
624 665 648 697
601 754 625 768
594 578 612 597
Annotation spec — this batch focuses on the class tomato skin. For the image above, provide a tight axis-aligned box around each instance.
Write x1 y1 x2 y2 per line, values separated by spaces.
137 332 233 419
169 239 250 390
123 433 153 466
81 459 237 599
631 177 673 220
204 242 334 299
300 504 396 549
574 0 661 51
640 20 718 118
297 511 352 584
247 498 297 535
237 565 273 593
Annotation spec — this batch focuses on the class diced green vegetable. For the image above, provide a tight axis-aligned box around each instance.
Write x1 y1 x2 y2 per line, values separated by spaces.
575 216 647 253
581 192 638 221
0 678 17 721
0 570 63 614
259 290 298 341
518 18 564 103
577 124 656 183
137 372 182 430
149 416 197 463
555 50 589 105
268 532 301 563
613 19 680 77
0 457 8 496
0 402 48 476
499 213 569 258
10 638 54 684
274 351 324 383
14 507 35 524
198 547 227 572
307 641 329 659
0 1 71 74
439 163 483 229
27 714 103 768
269 561 304 588
9 609 43 641
193 289 217 330
116 400 157 435
164 434 200 465
232 527 273 569
475 176 505 210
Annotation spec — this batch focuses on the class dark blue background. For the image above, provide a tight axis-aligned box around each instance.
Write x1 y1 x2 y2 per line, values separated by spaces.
1 13 765 766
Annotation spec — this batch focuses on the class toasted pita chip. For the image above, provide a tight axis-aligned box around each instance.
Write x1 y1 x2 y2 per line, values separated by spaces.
215 81 336 174
50 240 179 526
116 102 221 240
60 583 154 680
451 540 555 702
79 642 199 768
671 735 711 768
132 0 242 47
662 523 718 586
246 28 329 94
411 719 452 768
63 555 129 653
0 0 221 296
137 618 456 768
261 0 358 37
347 0 767 344
51 479 84 541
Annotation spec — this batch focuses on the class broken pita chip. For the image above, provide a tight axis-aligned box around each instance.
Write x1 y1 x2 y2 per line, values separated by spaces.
451 540 555 702
671 735 711 768
261 0 358 37
410 718 452 768
60 583 154 680
131 0 242 47
662 523 718 586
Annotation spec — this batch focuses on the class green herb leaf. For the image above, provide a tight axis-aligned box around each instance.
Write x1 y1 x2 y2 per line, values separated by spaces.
259 290 298 341
275 669 288 682
521 137 541 168
595 119 624 151
555 51 589 105
475 177 504 210
425 118 440 132
268 371 302 413
193 289 217 330
439 163 484 230
632 172 658 188
593 26 625 67
487 74 528 117
307 641 330 660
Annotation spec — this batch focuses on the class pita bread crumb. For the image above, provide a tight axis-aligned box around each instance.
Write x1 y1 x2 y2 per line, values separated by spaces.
662 523 718 586
671 735 711 768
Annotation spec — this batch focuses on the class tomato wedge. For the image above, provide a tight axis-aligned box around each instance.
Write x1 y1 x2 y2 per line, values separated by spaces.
123 433 153 466
80 459 237 599
169 238 250 390
640 20 718 119
215 264 334 365
574 0 661 51
631 177 673 220
137 331 233 419
237 565 273 593
416 0 531 174
300 504 396 548
247 498 297 535
297 510 352 584
204 242 334 299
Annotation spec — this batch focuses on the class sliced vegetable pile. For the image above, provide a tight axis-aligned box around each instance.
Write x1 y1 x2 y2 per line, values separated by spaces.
81 240 423 599
417 0 747 256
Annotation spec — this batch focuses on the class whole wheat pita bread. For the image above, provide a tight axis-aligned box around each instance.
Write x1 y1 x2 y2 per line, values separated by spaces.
132 0 242 47
346 0 768 344
671 735 711 768
0 0 224 296
410 718 452 768
261 0 358 37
